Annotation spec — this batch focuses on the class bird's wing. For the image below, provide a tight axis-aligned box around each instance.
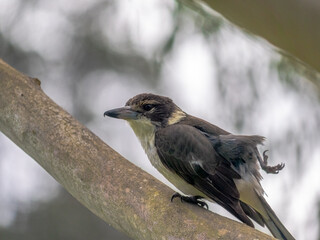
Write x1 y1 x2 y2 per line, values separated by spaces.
204 133 268 210
206 134 264 182
155 124 254 227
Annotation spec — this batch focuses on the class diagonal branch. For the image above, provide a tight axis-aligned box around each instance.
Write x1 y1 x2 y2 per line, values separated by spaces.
181 0 320 74
0 59 274 239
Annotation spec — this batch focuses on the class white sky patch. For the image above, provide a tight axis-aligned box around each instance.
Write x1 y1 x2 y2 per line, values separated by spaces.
56 0 104 14
99 0 175 57
216 26 272 73
255 91 299 135
285 149 320 239
9 6 73 61
161 34 217 114
0 0 21 32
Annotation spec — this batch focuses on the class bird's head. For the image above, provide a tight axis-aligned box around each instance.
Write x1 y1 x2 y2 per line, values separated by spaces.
104 93 186 128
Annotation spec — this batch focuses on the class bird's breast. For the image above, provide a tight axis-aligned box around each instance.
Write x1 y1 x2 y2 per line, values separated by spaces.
127 120 205 197
128 119 168 171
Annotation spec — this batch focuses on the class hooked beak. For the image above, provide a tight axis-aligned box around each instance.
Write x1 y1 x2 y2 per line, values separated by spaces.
104 106 139 120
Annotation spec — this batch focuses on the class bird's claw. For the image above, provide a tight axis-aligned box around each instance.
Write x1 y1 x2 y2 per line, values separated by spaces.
171 192 209 209
171 192 182 202
260 150 285 174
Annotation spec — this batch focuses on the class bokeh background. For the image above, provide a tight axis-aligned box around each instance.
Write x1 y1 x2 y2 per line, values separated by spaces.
1 0 320 239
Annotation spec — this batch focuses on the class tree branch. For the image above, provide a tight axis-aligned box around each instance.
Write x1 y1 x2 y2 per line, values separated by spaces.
0 59 274 239
182 0 320 74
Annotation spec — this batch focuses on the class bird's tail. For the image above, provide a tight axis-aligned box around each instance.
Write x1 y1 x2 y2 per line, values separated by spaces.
257 194 295 240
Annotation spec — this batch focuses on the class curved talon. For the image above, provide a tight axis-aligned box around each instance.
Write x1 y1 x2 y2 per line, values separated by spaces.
259 150 285 174
272 163 285 174
171 192 209 209
171 192 183 202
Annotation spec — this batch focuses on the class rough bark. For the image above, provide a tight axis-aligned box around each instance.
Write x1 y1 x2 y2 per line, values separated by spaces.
182 0 320 74
0 59 274 239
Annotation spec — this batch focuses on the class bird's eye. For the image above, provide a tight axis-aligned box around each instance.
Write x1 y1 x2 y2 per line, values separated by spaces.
142 104 154 111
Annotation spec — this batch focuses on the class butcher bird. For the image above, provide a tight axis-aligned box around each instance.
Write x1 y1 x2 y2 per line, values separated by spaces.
104 93 294 240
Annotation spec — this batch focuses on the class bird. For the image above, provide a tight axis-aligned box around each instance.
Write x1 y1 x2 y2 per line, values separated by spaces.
104 93 294 240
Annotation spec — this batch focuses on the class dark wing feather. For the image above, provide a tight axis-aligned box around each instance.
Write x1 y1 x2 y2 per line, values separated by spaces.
155 124 254 227
205 133 264 182
206 134 263 163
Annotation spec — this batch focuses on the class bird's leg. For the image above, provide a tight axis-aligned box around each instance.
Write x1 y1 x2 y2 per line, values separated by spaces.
171 192 208 209
259 150 285 174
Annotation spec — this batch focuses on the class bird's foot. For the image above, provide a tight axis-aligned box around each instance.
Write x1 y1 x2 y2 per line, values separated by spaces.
171 192 208 209
259 150 285 174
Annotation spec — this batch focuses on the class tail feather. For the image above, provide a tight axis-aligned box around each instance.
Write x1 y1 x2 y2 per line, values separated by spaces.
236 179 294 239
240 201 265 227
257 194 295 240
